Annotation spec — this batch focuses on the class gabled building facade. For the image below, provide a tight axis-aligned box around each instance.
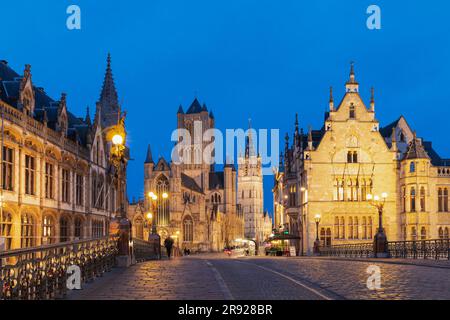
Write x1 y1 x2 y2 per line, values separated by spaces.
275 64 450 255
0 55 128 251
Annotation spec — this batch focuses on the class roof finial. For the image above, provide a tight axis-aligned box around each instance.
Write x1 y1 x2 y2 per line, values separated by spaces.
350 61 355 82
370 87 375 112
345 61 359 92
85 106 92 126
329 86 334 111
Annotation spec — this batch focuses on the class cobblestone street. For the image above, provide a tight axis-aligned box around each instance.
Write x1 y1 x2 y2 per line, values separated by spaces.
67 255 450 300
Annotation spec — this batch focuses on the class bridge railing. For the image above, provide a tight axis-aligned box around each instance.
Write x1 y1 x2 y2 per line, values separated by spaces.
319 239 450 260
388 239 450 260
0 236 118 300
319 242 374 258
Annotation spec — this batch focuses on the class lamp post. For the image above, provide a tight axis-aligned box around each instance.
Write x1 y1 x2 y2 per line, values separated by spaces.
367 192 389 258
146 190 169 259
110 130 133 266
313 214 321 255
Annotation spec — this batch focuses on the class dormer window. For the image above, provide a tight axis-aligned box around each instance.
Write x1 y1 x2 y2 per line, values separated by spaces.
349 104 355 119
399 132 406 143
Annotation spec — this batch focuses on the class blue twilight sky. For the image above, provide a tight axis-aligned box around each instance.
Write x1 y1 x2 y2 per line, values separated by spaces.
1 0 449 212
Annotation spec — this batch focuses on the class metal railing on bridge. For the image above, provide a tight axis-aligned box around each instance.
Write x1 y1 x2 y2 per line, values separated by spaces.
319 239 450 260
0 236 118 300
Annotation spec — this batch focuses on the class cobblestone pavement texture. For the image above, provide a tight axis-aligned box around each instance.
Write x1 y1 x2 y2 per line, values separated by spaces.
67 254 450 300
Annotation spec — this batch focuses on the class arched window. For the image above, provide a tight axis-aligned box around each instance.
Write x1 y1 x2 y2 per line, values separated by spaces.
420 187 426 212
444 188 449 212
338 180 344 201
420 227 427 240
91 172 97 208
438 188 443 212
98 175 105 209
334 217 340 239
362 217 367 240
368 217 373 239
0 212 13 250
74 217 83 240
445 227 449 239
42 215 55 244
183 216 193 242
60 216 69 242
410 162 416 173
399 132 406 142
156 175 170 226
134 216 144 240
410 187 416 212
438 227 444 239
361 180 367 201
21 213 35 248
353 217 359 239
348 217 353 239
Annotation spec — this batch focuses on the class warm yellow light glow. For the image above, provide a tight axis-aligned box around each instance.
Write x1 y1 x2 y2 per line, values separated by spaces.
162 192 169 199
374 195 380 201
314 214 321 223
284 195 288 199
112 134 124 146
148 192 155 198
146 213 153 220
381 192 388 199
176 231 180 235
300 187 306 192
367 194 373 200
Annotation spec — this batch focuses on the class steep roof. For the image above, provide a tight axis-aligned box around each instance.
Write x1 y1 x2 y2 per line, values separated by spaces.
403 136 430 160
0 59 92 147
186 98 203 114
181 173 203 193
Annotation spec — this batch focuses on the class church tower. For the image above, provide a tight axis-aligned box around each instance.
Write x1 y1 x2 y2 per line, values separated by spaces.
238 122 264 243
177 98 215 189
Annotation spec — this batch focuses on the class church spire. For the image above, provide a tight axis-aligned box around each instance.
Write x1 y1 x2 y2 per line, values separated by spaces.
145 144 154 164
345 61 359 93
245 119 256 158
85 106 92 126
98 53 120 128
329 86 334 111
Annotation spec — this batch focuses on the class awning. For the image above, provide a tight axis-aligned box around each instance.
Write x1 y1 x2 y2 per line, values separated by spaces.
266 234 300 242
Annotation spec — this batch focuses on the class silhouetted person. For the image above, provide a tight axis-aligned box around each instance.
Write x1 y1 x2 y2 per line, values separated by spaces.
164 237 174 259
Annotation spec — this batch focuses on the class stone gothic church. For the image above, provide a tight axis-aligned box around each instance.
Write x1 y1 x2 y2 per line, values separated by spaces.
131 98 244 252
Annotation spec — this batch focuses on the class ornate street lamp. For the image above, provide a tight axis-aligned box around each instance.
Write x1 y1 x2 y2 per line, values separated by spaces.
313 214 321 254
367 192 389 258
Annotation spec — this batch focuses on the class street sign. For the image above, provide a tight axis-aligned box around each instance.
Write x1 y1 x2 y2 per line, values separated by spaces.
289 246 296 257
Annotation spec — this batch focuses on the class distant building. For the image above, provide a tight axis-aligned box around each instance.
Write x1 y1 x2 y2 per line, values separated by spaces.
274 64 450 255
0 55 128 250
237 123 272 244
134 98 244 252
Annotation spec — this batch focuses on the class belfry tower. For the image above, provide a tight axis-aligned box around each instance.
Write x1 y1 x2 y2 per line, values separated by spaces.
237 121 264 243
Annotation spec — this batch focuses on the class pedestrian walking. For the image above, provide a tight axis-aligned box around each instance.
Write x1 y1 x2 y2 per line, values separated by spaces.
164 237 174 259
